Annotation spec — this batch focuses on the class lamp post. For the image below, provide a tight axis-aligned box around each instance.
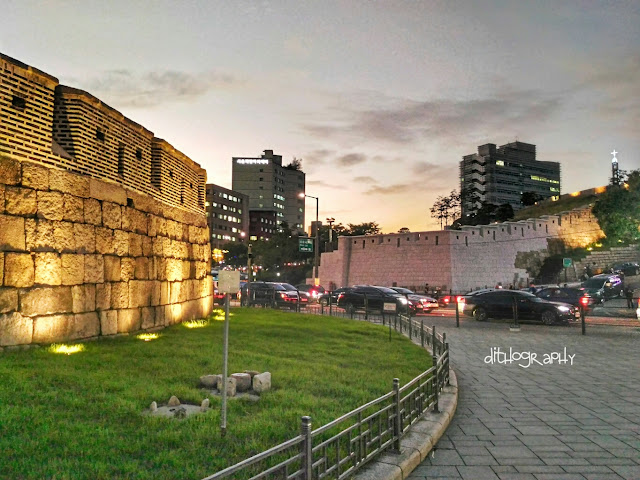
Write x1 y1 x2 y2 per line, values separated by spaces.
326 217 335 246
300 193 320 285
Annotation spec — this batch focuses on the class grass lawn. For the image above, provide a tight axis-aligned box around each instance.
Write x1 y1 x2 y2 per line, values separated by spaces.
0 308 432 480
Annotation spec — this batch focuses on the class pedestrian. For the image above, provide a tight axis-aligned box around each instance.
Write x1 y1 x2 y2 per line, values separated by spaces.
528 282 536 293
625 285 634 309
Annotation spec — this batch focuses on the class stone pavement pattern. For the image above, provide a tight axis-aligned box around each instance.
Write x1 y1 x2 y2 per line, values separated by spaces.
408 318 640 480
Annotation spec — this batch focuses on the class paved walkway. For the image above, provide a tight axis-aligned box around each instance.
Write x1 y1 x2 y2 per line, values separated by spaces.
408 318 640 480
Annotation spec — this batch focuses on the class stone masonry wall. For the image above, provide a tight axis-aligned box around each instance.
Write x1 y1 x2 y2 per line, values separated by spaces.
0 155 213 349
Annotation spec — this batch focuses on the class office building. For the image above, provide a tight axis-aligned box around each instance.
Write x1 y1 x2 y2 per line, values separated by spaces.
205 184 249 248
460 141 560 216
232 149 305 235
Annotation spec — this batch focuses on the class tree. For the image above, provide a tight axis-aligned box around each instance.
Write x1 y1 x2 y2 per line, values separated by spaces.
398 227 410 233
453 202 514 227
284 157 303 171
593 169 640 243
344 222 381 236
521 191 543 207
221 242 248 267
430 190 460 229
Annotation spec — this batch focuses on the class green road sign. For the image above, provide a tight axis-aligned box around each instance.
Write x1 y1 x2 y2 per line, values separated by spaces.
563 258 572 268
299 238 314 253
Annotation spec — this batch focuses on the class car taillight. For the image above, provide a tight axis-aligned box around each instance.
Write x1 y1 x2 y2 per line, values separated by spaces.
338 293 345 301
455 295 463 303
443 297 450 304
279 292 286 299
580 296 590 306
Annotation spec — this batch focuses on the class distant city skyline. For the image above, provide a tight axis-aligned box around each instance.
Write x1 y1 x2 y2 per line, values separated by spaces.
2 1 638 232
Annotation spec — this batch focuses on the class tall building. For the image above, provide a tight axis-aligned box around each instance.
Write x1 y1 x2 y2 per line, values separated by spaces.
231 149 305 235
205 184 249 248
460 141 560 216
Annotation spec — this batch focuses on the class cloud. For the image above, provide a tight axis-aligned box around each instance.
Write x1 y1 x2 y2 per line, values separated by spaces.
365 183 413 195
353 176 377 184
307 180 343 189
84 69 242 107
337 153 367 166
304 88 563 146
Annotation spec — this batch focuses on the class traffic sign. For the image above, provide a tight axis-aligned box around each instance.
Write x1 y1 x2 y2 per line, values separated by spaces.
299 238 314 253
563 258 572 268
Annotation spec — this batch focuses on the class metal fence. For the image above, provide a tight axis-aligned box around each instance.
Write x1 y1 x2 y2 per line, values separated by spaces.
202 311 449 480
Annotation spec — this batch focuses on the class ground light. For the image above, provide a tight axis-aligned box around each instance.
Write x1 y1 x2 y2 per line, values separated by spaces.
49 344 85 355
136 333 160 342
183 319 210 329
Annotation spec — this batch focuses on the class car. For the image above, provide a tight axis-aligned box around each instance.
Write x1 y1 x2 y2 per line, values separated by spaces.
296 284 326 301
389 287 439 313
535 287 597 312
318 287 352 307
461 290 578 325
580 274 623 302
240 281 309 309
438 288 496 307
337 285 414 315
613 262 640 276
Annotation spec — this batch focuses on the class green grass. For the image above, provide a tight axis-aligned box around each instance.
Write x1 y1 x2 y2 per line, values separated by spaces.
0 308 431 480
513 194 597 220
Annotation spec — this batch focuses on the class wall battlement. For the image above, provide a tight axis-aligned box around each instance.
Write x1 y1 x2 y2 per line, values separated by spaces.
1 52 205 214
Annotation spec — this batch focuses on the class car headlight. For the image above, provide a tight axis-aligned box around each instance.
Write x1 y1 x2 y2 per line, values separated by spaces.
556 306 570 312
398 297 408 304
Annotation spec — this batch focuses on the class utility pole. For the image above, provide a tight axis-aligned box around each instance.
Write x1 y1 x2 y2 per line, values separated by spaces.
247 243 252 283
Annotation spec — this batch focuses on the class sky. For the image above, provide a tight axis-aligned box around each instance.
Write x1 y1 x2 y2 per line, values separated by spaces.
2 0 639 233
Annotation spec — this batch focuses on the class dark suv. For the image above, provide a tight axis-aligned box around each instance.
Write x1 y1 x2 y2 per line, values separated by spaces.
536 287 598 311
580 274 623 302
240 282 308 309
337 285 413 315
462 290 577 325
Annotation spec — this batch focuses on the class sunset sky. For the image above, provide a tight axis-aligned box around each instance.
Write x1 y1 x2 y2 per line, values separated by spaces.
2 1 638 232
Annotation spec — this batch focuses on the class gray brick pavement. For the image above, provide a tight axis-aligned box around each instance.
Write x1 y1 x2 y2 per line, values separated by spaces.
406 317 640 480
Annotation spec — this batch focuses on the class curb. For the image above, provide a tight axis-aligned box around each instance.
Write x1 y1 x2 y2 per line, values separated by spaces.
353 368 459 480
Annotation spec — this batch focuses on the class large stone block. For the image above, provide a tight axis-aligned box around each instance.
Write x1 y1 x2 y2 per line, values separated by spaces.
252 372 272 393
129 280 153 308
61 254 84 285
5 186 37 216
122 207 148 234
83 198 102 226
160 281 170 305
0 288 18 313
84 254 104 283
120 257 135 281
154 305 165 326
135 257 149 279
89 178 126 205
111 281 129 309
102 202 122 230
0 312 33 346
113 230 129 256
151 280 161 305
165 258 183 281
142 236 153 256
21 162 49 190
117 308 141 333
0 156 21 185
195 261 208 279
95 282 111 310
0 253 3 285
128 233 143 257
4 253 34 288
53 221 75 253
37 191 64 220
156 217 167 237
103 256 121 282
70 312 100 340
73 224 96 254
152 237 163 257
50 169 89 198
63 194 84 223
20 286 73 316
34 252 62 285
165 303 182 325
25 218 52 252
140 306 154 329
182 260 192 280
32 314 71 343
95 227 115 254
99 310 118 336
0 214 26 251
72 284 96 313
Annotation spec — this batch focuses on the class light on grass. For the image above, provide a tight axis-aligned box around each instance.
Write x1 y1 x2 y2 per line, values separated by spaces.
49 344 85 355
136 333 160 342
183 319 209 329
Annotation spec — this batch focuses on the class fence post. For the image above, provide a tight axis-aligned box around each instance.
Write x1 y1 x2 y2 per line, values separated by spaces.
364 293 368 320
393 378 401 452
432 325 436 353
580 304 586 335
445 342 450 386
433 354 440 413
409 316 412 340
455 296 460 328
420 319 424 348
301 416 312 480
442 332 446 356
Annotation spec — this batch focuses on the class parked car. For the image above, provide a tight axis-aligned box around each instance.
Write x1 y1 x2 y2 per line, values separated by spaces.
337 285 414 315
580 274 623 302
438 288 495 307
461 290 578 325
318 287 352 306
296 284 326 301
389 287 439 313
535 287 597 312
240 281 309 309
613 262 640 276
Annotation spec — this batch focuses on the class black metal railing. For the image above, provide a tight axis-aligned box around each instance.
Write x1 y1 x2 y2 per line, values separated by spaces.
202 313 449 480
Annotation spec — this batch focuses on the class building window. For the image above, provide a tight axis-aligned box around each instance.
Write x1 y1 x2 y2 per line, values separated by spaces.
96 128 105 141
136 148 142 160
11 95 26 110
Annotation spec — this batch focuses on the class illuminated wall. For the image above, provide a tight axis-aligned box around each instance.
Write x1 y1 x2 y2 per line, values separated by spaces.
319 208 608 292
0 155 213 349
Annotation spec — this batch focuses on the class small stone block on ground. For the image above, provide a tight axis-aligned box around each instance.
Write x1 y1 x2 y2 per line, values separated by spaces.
253 371 271 393
232 373 252 392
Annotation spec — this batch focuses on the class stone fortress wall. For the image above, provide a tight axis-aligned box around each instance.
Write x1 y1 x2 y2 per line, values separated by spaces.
0 53 213 348
319 207 606 293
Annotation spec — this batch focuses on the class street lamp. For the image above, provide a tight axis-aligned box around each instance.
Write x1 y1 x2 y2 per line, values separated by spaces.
299 192 319 285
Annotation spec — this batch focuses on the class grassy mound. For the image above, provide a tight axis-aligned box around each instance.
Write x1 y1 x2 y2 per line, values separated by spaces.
0 308 432 480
